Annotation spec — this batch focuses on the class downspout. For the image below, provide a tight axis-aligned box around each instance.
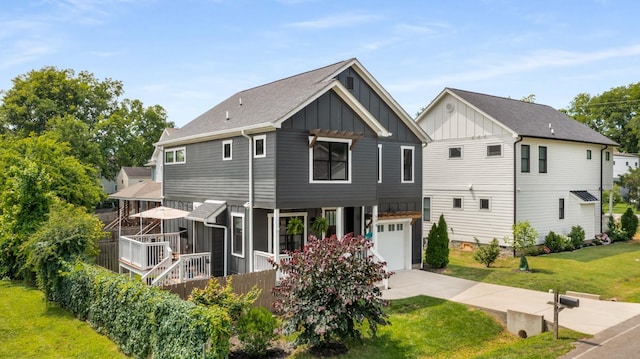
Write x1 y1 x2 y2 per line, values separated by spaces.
241 130 254 272
600 145 608 233
513 136 524 257
204 219 228 277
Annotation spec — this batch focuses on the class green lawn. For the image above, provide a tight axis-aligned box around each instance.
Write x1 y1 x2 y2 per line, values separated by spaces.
289 296 583 359
444 240 640 302
0 280 126 359
602 202 637 215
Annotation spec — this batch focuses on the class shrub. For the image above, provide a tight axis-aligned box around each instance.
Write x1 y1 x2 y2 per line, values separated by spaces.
236 306 279 357
504 221 539 271
271 233 391 348
620 207 638 240
544 231 566 253
567 225 585 250
189 276 260 323
473 238 500 268
425 214 450 269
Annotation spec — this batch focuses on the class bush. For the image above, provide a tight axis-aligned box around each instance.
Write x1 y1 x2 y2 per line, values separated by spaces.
271 233 391 348
189 276 260 323
236 307 278 357
567 225 585 250
607 215 629 242
544 231 566 253
620 207 638 240
425 214 450 269
473 238 500 268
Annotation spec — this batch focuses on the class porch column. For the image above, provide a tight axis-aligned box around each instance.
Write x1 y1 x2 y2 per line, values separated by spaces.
372 205 379 248
273 209 280 265
361 206 366 236
336 207 344 238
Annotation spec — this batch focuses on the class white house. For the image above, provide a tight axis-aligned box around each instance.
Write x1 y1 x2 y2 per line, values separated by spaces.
416 88 617 245
116 166 152 190
613 151 639 182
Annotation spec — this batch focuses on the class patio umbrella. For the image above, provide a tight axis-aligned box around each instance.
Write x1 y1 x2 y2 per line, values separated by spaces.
130 206 190 234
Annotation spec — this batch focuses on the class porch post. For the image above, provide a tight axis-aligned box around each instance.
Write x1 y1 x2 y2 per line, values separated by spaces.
336 207 344 238
372 205 379 248
273 208 280 265
361 206 366 236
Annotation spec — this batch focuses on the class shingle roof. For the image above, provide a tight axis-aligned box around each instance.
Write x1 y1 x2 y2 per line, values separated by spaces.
109 180 161 201
448 88 618 146
122 166 151 178
186 201 227 223
570 190 599 202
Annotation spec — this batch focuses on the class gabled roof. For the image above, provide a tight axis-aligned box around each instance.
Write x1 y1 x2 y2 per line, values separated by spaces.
418 88 617 146
159 58 428 146
121 166 151 178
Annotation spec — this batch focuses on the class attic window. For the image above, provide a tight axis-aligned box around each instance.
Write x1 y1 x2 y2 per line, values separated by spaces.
346 76 354 89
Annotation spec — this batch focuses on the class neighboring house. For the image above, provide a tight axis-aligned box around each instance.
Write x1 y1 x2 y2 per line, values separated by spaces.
100 177 117 194
156 58 429 277
416 88 617 246
613 151 639 182
117 166 152 190
145 128 177 182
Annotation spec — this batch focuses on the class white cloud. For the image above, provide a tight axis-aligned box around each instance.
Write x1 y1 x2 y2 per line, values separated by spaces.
286 12 382 29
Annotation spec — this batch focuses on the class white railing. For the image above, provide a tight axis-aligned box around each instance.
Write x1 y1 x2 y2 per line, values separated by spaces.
253 250 292 282
126 232 182 254
119 236 170 270
368 247 389 290
141 246 173 285
152 253 211 287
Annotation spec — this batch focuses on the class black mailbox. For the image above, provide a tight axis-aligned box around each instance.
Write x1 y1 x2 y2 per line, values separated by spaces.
559 295 580 308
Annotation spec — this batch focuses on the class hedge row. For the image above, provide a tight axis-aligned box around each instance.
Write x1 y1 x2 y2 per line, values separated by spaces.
56 261 231 358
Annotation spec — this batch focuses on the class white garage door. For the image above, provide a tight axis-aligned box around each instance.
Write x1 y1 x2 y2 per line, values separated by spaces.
376 221 410 271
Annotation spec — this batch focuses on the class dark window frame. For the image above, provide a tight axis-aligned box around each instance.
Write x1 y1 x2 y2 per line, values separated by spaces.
521 144 530 173
487 144 502 157
311 140 350 182
539 146 548 173
422 197 431 222
559 198 565 219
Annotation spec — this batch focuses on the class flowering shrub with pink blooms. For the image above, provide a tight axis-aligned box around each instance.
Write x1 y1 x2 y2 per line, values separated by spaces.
271 233 392 348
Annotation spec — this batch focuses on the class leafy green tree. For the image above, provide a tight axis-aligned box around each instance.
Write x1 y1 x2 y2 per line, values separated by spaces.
504 220 539 271
272 234 391 348
425 214 450 269
622 167 640 208
564 83 640 153
473 238 500 267
620 207 638 240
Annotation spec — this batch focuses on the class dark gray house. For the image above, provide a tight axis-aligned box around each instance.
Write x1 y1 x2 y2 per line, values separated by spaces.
157 58 430 276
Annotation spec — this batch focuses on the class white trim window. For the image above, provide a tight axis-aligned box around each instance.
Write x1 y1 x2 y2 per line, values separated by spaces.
223 140 233 160
309 137 352 183
254 135 266 158
231 212 244 258
377 144 383 184
449 146 462 159
479 198 491 211
165 147 186 165
422 197 431 222
401 145 415 183
453 197 463 209
487 144 502 157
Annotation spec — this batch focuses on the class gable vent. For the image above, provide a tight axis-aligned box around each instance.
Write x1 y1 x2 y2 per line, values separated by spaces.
445 103 455 112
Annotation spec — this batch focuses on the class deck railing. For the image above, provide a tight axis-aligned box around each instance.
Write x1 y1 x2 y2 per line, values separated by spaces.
151 253 211 287
126 232 182 254
119 236 169 270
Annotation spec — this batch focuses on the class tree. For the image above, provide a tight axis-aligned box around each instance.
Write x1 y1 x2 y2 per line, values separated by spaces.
504 221 539 271
473 238 500 267
564 83 640 153
620 207 638 240
271 234 391 349
622 167 640 208
424 214 450 269
521 93 536 103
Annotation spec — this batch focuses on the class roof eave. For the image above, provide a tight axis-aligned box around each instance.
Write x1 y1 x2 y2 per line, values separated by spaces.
157 124 277 147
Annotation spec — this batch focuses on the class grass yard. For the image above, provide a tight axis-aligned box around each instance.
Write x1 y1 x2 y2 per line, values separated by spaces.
289 296 583 359
0 280 126 359
602 202 636 215
444 240 640 302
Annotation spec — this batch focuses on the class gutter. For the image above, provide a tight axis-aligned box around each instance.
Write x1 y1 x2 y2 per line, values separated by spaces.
241 130 254 272
513 136 524 257
600 145 608 233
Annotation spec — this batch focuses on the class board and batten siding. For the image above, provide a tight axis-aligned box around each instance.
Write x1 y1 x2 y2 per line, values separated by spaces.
516 139 604 242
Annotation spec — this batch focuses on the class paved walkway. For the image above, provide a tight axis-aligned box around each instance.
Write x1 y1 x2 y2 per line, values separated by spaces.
381 269 640 335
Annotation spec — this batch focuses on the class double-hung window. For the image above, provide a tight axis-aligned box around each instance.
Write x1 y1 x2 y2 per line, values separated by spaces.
253 135 266 158
401 146 415 183
521 144 530 173
165 147 186 165
309 138 351 183
539 146 548 173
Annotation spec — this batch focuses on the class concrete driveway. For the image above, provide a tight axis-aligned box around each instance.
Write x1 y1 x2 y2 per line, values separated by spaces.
382 269 640 335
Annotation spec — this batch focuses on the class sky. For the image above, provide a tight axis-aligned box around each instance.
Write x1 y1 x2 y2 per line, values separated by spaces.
2 0 640 128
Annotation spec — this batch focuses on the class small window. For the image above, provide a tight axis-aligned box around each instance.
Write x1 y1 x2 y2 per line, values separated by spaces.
377 225 384 233
586 149 592 160
487 145 502 157
310 139 351 182
388 224 395 232
401 146 414 183
377 144 382 183
223 140 233 160
480 198 490 210
559 198 565 219
423 197 431 222
626 161 629 166
539 146 547 173
521 144 530 173
449 147 462 159
232 213 244 257
165 147 186 165
453 197 463 209
606 151 611 161
254 135 266 158
397 223 403 231
346 76 354 90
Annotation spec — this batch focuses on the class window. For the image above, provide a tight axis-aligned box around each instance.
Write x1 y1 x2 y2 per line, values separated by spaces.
586 149 592 160
453 197 463 209
401 146 415 183
346 76 354 90
253 135 266 158
388 224 395 231
397 223 403 231
449 147 462 159
539 146 547 173
559 198 565 219
606 151 611 161
480 198 490 210
310 138 351 182
626 161 629 166
487 144 502 157
377 225 384 232
232 213 244 257
223 140 233 160
377 144 382 183
521 144 530 173
423 197 431 222
165 147 186 165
